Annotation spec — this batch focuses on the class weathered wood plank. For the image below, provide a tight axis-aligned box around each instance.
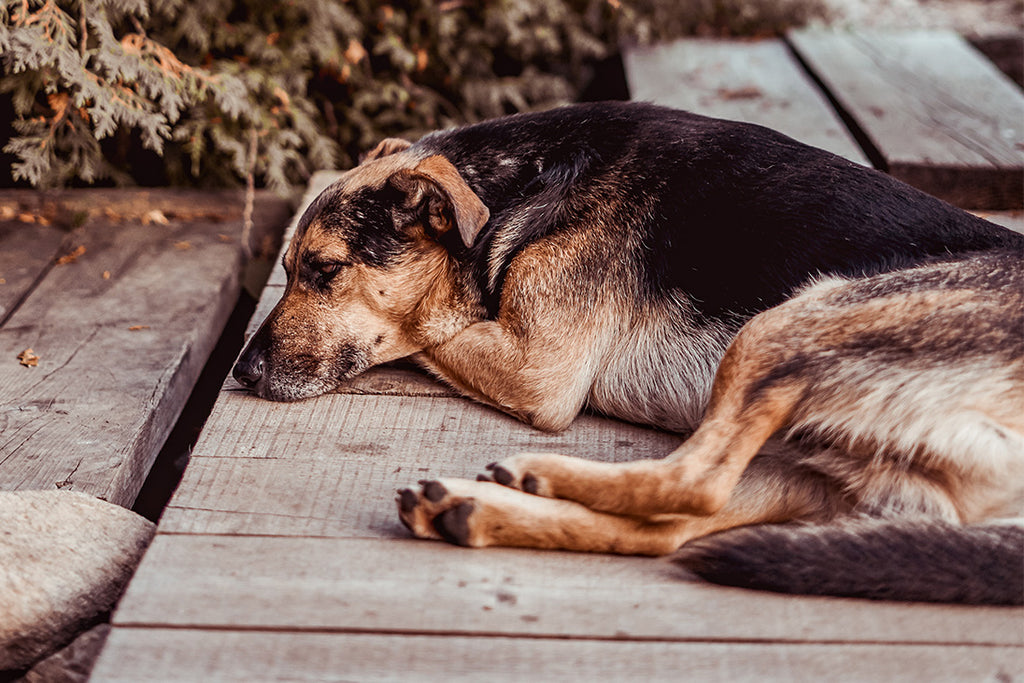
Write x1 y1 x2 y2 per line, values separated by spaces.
110 533 1024 646
91 629 1024 683
0 217 66 323
159 392 679 536
0 213 243 505
623 38 869 164
977 210 1024 235
787 29 1024 209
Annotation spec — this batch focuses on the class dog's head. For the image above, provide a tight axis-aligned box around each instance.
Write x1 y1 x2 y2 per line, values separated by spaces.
232 139 490 401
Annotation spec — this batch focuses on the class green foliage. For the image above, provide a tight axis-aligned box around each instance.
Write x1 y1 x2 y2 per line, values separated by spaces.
0 0 827 189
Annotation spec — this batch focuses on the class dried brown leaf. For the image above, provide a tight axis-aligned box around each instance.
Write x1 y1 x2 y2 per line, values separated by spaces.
55 245 86 265
17 348 39 367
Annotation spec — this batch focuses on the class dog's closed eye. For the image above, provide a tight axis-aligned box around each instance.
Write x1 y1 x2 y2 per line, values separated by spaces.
307 260 350 288
316 262 347 277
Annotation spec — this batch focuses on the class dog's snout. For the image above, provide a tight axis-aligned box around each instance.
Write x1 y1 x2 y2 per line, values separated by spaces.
233 342 265 389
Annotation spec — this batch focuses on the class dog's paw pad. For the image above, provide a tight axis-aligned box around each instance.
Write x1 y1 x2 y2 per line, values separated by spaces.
433 501 476 546
420 479 448 503
483 457 551 496
398 488 419 514
488 463 515 487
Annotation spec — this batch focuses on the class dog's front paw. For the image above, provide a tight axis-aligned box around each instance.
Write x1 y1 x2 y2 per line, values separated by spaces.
396 479 483 547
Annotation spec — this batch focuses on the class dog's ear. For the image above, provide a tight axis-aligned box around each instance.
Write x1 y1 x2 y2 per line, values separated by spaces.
362 137 413 163
391 155 490 247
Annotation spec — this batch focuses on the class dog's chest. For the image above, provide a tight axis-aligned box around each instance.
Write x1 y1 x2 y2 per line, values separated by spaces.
587 310 731 433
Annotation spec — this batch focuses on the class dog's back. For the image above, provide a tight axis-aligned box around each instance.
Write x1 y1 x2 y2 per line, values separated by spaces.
419 102 1022 319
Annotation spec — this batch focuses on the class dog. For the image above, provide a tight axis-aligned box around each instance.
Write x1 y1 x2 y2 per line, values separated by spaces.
233 102 1024 605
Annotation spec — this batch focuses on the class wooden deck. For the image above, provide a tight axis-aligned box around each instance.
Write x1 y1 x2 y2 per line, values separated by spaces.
90 31 1023 681
0 190 287 507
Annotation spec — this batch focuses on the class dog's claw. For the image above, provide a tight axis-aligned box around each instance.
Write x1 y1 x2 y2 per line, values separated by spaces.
522 472 539 495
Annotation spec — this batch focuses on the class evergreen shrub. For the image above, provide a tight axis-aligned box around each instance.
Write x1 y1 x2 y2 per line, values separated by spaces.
0 0 826 189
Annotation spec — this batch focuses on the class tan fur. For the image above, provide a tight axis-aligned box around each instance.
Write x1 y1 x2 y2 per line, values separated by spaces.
244 136 1022 562
398 258 1023 555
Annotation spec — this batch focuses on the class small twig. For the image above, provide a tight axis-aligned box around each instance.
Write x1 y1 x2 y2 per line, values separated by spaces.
78 0 87 58
240 127 258 260
130 14 145 36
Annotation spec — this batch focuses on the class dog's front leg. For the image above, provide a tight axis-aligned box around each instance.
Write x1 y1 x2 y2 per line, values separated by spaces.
477 302 810 517
397 451 834 555
414 318 596 432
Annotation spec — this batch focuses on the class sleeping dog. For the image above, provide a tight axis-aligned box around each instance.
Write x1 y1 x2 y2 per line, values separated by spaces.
234 102 1024 605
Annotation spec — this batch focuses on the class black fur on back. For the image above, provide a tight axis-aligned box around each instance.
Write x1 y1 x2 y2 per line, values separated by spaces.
675 518 1024 606
413 102 1024 321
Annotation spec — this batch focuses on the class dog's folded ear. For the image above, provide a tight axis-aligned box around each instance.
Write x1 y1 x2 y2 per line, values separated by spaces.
390 155 490 247
362 137 413 163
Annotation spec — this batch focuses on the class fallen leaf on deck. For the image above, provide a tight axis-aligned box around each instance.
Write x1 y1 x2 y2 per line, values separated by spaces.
143 209 169 225
17 348 39 367
103 271 111 279
55 245 87 265
174 241 192 250
128 325 151 331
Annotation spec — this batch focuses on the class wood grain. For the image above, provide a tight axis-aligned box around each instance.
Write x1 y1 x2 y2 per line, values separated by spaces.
788 29 1024 209
159 392 680 536
0 218 67 323
0 214 243 505
91 629 1024 683
623 38 869 164
111 534 1024 646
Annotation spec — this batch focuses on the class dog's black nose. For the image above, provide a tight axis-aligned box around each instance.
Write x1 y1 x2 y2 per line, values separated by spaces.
232 344 265 389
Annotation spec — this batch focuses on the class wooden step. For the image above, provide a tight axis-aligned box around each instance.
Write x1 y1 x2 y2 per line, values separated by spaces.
623 38 870 164
788 29 1024 209
0 190 289 506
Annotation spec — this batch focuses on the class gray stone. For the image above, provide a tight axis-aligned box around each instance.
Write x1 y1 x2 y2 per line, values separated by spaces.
0 491 155 671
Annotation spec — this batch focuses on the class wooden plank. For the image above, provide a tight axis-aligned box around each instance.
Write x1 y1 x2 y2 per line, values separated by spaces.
0 216 66 323
111 534 1024 646
91 629 1024 683
977 210 1024 235
623 38 869 164
158 392 680 536
0 213 243 505
787 29 1024 209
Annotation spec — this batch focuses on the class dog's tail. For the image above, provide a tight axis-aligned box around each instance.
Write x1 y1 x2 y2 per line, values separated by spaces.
674 518 1024 605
